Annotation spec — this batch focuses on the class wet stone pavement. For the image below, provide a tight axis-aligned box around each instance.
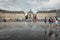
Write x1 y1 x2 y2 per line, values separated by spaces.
0 22 60 40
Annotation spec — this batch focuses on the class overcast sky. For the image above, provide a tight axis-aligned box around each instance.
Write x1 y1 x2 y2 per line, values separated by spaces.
0 0 60 12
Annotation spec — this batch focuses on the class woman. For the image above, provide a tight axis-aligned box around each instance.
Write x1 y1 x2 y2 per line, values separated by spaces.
55 20 58 27
49 17 53 28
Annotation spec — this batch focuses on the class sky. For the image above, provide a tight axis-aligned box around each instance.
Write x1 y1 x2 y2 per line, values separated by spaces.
0 0 60 12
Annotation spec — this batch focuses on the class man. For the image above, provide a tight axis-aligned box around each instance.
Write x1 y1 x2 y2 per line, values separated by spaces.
55 16 58 20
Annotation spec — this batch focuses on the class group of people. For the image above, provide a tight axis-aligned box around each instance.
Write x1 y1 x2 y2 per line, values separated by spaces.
44 16 59 28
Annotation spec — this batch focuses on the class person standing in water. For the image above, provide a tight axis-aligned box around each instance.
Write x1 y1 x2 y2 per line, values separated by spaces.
49 17 53 28
55 16 58 20
44 17 47 24
55 19 59 27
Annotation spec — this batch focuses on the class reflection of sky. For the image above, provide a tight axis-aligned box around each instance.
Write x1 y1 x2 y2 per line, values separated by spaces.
0 0 60 12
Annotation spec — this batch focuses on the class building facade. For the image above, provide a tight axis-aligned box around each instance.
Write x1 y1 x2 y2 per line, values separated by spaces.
56 9 60 17
0 9 25 21
27 10 34 20
0 9 57 21
36 10 56 20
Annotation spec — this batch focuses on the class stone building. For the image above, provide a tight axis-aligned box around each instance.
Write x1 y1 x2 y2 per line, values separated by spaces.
36 10 56 20
27 10 34 20
56 9 60 17
0 9 58 21
0 9 25 21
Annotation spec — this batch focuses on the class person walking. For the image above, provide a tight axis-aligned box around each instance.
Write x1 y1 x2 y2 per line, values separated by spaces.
55 20 59 27
52 17 55 27
49 17 53 28
55 16 59 27
55 16 58 20
44 17 47 24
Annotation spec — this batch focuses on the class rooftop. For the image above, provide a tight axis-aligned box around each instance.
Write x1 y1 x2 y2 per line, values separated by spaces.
37 10 56 13
28 9 33 14
0 9 25 13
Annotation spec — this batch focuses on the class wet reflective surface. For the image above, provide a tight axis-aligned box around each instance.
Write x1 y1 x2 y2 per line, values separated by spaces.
0 22 60 40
